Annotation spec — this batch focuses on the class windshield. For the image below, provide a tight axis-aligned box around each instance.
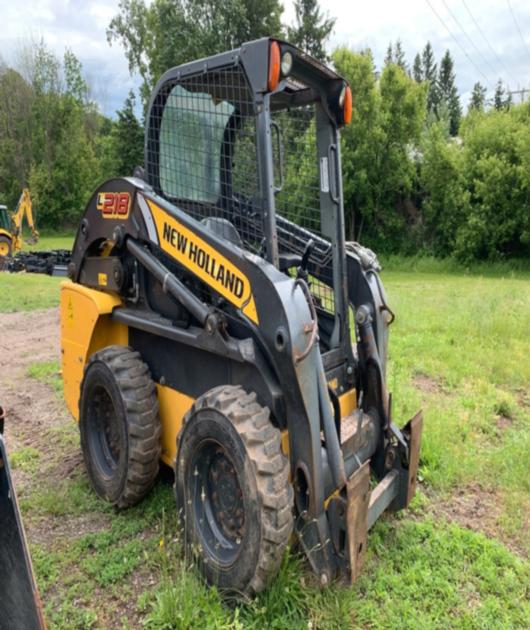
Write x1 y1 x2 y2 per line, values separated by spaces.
159 85 234 203
0 207 10 232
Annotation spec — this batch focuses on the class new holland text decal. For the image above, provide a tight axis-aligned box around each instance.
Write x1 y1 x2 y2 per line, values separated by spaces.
97 192 131 219
147 199 259 324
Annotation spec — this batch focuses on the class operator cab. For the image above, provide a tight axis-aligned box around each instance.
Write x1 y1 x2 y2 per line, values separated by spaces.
145 38 353 354
0 205 10 233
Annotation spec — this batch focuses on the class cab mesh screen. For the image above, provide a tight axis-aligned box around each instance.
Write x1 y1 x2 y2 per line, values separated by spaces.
149 65 334 314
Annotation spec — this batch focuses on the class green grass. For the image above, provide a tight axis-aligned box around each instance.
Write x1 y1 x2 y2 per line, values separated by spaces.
9 446 41 473
31 231 75 252
27 360 63 395
0 272 62 312
4 259 530 627
0 230 73 312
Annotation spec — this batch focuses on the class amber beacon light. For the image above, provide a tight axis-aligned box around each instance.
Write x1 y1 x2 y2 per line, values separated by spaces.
268 41 281 91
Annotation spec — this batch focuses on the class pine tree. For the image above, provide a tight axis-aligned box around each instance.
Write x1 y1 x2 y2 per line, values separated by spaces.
288 0 336 62
384 42 393 66
394 40 408 72
469 82 487 111
112 91 144 175
493 79 511 110
438 50 461 135
412 53 423 82
422 42 439 112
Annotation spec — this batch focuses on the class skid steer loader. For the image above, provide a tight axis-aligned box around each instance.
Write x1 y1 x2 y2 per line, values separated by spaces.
60 38 422 594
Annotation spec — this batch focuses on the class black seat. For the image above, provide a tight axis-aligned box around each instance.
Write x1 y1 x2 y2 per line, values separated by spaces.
201 217 243 248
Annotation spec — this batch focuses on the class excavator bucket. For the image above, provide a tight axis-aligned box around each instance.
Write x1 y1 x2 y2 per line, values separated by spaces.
0 407 46 630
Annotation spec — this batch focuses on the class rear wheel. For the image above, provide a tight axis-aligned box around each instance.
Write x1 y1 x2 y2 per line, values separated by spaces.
0 235 12 265
175 385 293 595
79 346 161 508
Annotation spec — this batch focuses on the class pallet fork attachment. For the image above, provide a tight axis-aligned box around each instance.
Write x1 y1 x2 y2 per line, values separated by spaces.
346 411 424 581
0 407 46 630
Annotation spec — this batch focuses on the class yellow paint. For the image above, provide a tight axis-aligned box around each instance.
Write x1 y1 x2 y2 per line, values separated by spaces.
328 377 338 391
60 282 127 420
147 199 259 324
98 272 108 287
0 233 11 256
279 388 357 458
157 384 195 467
281 429 289 455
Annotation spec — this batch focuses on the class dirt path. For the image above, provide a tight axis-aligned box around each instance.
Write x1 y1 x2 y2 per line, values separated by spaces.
0 308 66 452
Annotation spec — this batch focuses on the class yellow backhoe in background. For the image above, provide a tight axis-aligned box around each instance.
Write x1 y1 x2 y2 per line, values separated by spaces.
0 188 39 259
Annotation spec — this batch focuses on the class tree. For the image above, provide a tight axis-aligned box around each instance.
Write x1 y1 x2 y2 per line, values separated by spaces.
110 91 144 176
384 40 407 71
493 79 511 110
469 82 487 112
420 122 468 254
394 40 407 72
333 47 427 248
412 53 423 82
422 42 439 113
108 0 284 104
437 50 461 135
288 0 335 61
384 43 393 66
64 49 88 104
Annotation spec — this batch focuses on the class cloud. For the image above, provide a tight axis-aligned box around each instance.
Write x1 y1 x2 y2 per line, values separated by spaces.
0 0 140 116
0 0 528 115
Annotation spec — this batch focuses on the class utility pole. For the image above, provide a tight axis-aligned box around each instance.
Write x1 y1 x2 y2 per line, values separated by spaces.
508 87 530 103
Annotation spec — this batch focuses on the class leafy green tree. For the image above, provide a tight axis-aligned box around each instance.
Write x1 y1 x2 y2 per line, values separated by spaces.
288 0 335 61
64 49 88 104
332 48 379 240
108 0 284 103
0 68 34 209
469 82 487 112
333 48 427 249
420 122 468 254
437 50 461 135
454 103 530 259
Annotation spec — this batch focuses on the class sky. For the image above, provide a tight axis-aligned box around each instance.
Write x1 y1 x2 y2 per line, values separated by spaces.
1 0 529 116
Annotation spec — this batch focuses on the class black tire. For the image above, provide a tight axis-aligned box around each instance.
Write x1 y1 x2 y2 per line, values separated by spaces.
0 235 12 266
175 385 293 596
79 345 161 508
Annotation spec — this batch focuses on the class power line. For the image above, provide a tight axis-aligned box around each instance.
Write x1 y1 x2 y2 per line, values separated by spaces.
461 0 518 86
506 0 530 62
424 0 493 89
442 0 498 83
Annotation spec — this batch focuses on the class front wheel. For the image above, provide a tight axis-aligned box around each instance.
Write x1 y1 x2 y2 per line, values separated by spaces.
175 385 293 595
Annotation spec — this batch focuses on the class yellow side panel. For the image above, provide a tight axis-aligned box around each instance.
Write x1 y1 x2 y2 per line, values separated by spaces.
60 282 127 420
157 385 195 467
280 389 357 457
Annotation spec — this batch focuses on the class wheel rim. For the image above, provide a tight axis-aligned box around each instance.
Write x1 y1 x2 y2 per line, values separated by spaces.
190 440 245 567
0 241 10 257
88 384 122 478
